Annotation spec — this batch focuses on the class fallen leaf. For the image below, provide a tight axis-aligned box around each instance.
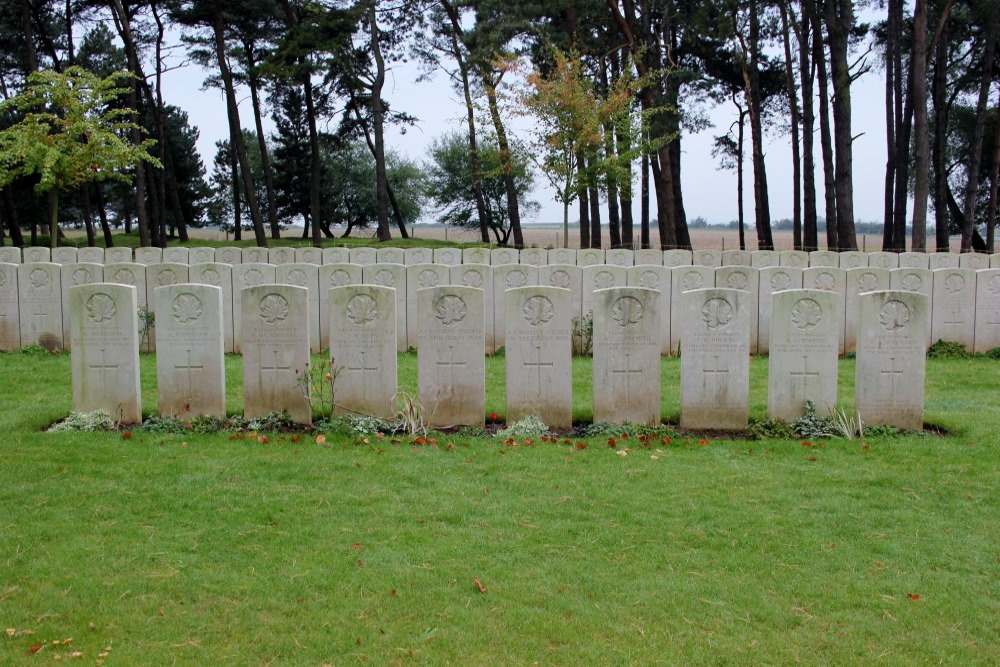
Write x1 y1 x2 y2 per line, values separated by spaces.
390 589 398 596
474 578 486 593
257 435 268 444
907 593 920 601
616 449 628 457
352 543 362 549
120 432 132 440
28 644 42 654
315 434 327 445
650 455 659 460
356 637 361 646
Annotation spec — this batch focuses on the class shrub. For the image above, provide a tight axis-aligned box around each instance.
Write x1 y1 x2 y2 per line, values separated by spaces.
792 401 836 439
496 414 549 439
47 409 116 432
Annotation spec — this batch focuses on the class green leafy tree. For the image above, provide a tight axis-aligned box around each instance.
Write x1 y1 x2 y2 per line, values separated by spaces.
0 66 159 248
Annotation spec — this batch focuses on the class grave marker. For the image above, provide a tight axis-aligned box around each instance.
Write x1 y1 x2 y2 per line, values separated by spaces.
751 250 779 268
0 248 21 264
407 264 451 348
757 267 803 354
493 264 538 351
0 263 20 350
23 247 50 263
277 263 321 352
581 264 627 325
693 249 721 267
295 248 322 265
803 267 847 354
899 252 930 269
105 247 133 264
77 247 105 264
974 269 1000 353
780 250 809 268
669 265 715 353
959 253 988 270
319 263 363 351
634 249 663 266
363 263 408 351
145 263 189 351
809 250 837 267
18 262 62 350
215 247 242 265
378 247 406 265
350 248 377 266
721 250 751 266
538 264 583 327
931 268 976 350
189 262 235 353
929 252 958 270
162 248 190 264
868 252 899 270
547 248 576 265
717 265 760 354
839 251 868 269
451 264 495 352
462 248 490 265
61 262 104 349
404 248 433 265
241 247 269 264
490 248 518 266
577 249 605 267
269 247 295 265
664 249 693 267
322 247 351 265
844 267 890 354
434 248 462 266
329 285 397 419
606 249 634 266
51 247 78 264
627 265 670 355
520 248 547 266
189 247 215 264
232 263 276 353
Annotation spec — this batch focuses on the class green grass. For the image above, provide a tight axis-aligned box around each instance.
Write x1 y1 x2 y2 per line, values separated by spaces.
0 350 997 663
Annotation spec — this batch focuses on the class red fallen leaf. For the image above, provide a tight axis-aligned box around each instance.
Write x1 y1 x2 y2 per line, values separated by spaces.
290 435 301 443
120 432 132 440
28 644 43 654
801 441 813 447
389 589 397 596
503 438 515 446
352 542 362 549
490 413 498 420
474 578 486 593
907 593 920 601
357 559 364 567
662 437 671 445
257 435 269 444
413 436 427 445
698 438 710 446
356 637 362 646
576 442 587 450
806 456 818 461
607 437 617 448
521 439 534 446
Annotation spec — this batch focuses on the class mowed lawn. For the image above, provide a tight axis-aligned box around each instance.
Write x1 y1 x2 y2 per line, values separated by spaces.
0 349 997 664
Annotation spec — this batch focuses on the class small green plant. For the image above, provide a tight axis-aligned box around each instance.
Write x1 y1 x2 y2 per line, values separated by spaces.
864 423 901 437
496 414 549 439
792 400 837 439
983 347 1000 360
454 425 490 439
247 411 295 432
13 344 55 357
341 414 392 435
299 357 343 421
138 415 187 433
927 340 972 359
47 409 116 432
747 417 794 440
572 311 594 356
138 306 155 353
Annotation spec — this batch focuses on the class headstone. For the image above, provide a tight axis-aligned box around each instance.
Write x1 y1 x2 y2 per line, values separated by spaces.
581 265 628 324
51 247 78 264
61 262 104 349
0 263 20 350
959 253 989 270
462 247 490 265
868 252 899 270
890 267 933 345
547 248 576 265
803 267 847 353
664 249 693 267
809 250 838 267
839 251 868 269
0 247 21 264
322 247 351 265
492 264 538 351
505 286 573 427
319 263 363 352
329 285 397 419
154 284 226 418
135 247 162 265
520 248 547 266
844 267 890 354
929 252 958 270
538 264 583 325
780 250 809 268
104 263 148 309
899 252 930 269
104 247 133 265
187 247 214 265
974 270 1000 353
716 266 760 354
855 291 928 431
679 288 751 430
269 247 295 265
417 285 485 427
189 262 235 353
768 289 841 421
451 264 495 352
751 250 779 268
242 285 312 424
406 264 451 348
241 247 269 264
721 250 751 266
23 247 51 263
350 247 377 266
378 247 406 265
18 263 62 351
77 247 105 264
693 249 721 267
295 247 322 265
490 248 518 266
991 253 1000 268
145 263 189 351
634 249 663 266
216 247 242 265
363 263 408 351
577 249 605 267
669 265 715 353
277 263 321 352
627 265 671 354
69 283 141 422
606 249 634 267
434 248 462 266
757 267 803 354
593 287 661 424
931 268 976 350
162 247 189 264
404 248 433 265
232 263 276 354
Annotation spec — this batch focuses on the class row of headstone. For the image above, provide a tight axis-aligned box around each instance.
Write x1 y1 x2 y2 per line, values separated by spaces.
5 244 998 270
4 261 999 356
64 282 929 434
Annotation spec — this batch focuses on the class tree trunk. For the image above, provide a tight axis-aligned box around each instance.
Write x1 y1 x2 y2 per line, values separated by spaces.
910 0 930 251
812 4 838 250
484 80 524 248
882 0 901 250
824 0 857 250
94 185 113 247
303 77 323 248
588 174 602 249
892 64 914 252
230 141 242 242
578 166 590 249
796 1 818 250
780 2 802 250
738 109 746 251
245 44 282 240
369 5 391 242
641 144 650 249
987 88 1000 253
932 17 951 252
3 189 24 247
741 2 774 250
48 191 58 249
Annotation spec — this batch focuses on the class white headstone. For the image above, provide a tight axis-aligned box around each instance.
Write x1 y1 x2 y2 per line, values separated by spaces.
350 247 377 266
23 247 51 263
931 268 976 350
17 263 62 351
277 263 321 352
809 250 838 267
404 247 433 265
929 252 958 270
693 249 721 267
329 285 397 419
134 247 162 265
0 247 21 264
844 267 890 354
51 247 78 264
77 247 105 264
505 286 573 427
269 247 295 265
547 248 576 265
417 286 485 427
189 262 235 353
721 250 751 266
679 288 751 430
606 249 634 267
664 249 693 267
232 263 276 354
451 264 495 352
322 247 351 265
377 247 406 265
216 247 242 265
241 247 269 264
162 247 189 264
839 251 868 269
593 287 661 424
363 263 408 351
581 265 628 325
959 253 988 270
0 263 20 350
899 252 930 269
154 284 226 418
974 270 1000 353
757 267 803 354
407 264 451 348
189 247 215 265
991 253 1000 268
538 264 583 326
319 263 363 352
634 249 663 266
69 283 141 423
717 266 760 354
669 265 715 353
61 262 104 349
855 291 928 431
105 247 133 264
868 252 899 270
295 247 322 265
104 263 148 311
768 290 840 421
577 249 605 267
242 285 312 424
490 248 518 266
890 267 932 346
780 250 809 268
751 250 779 268
492 264 538 351
803 267 847 354
434 248 462 266
520 247 548 266
462 247 490 265
627 265 671 355
145 263 189 351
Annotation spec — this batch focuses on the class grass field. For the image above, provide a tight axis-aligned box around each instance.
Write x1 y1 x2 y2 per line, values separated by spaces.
0 348 997 664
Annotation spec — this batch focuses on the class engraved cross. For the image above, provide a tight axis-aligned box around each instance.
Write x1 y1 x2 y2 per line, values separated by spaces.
703 355 729 396
789 355 820 398
260 349 293 402
611 352 643 404
347 350 380 399
880 357 905 397
174 349 204 397
88 348 119 392
436 345 466 394
523 344 554 395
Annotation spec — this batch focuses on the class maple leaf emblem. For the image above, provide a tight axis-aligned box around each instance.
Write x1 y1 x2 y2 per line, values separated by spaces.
879 300 910 331
201 269 221 286
989 275 1000 295
814 273 835 291
524 250 540 264
172 293 202 324
418 269 440 289
435 295 467 325
944 273 965 294
346 294 378 326
0 271 6 288
274 249 290 262
462 270 483 288
609 251 627 265
901 273 923 291
374 270 395 287
872 255 893 269
72 268 93 285
845 255 862 267
468 250 484 263
727 272 749 289
29 269 49 289
612 296 643 328
785 254 804 267
522 296 554 327
158 269 178 286
259 294 289 324
86 293 117 324
219 250 236 263
702 298 733 330
682 271 704 290
497 251 512 263
244 269 264 287
287 269 307 286
550 270 571 288
583 251 599 264
594 271 615 289
791 299 823 330
858 272 880 292
505 270 527 288
639 271 660 289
